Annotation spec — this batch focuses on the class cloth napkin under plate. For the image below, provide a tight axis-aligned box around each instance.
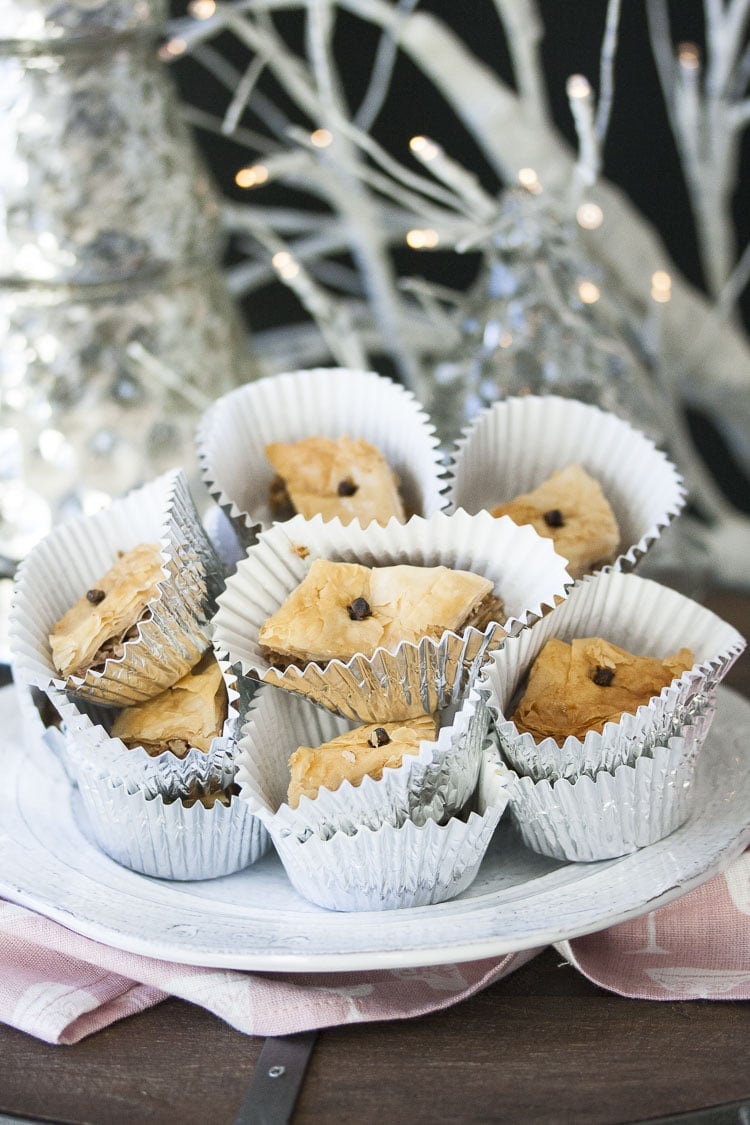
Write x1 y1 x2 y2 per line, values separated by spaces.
1 849 748 1045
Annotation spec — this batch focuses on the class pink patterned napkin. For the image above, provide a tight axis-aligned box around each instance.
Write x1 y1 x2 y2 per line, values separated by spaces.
1 849 747 1045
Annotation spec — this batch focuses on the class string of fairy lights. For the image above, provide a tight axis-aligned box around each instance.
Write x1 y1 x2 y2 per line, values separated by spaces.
160 2 676 345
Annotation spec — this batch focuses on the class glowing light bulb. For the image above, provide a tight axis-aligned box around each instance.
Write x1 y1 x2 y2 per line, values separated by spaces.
517 167 542 194
409 135 439 161
235 164 269 188
567 74 591 100
272 252 300 280
310 128 333 148
187 0 215 17
651 270 672 302
577 280 601 305
576 202 604 230
678 42 700 70
406 228 439 249
158 37 187 60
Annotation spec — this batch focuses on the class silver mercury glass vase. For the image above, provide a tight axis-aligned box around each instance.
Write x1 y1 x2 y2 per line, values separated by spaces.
0 0 255 563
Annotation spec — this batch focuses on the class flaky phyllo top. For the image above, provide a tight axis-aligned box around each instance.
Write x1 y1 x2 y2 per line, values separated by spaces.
258 558 504 667
266 435 405 526
287 713 439 807
492 464 620 579
512 636 695 743
49 543 164 678
111 653 227 757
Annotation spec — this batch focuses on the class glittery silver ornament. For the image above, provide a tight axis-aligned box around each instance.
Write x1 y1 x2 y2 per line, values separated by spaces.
428 191 664 446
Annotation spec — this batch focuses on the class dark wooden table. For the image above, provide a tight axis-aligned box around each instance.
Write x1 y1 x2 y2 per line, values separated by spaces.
0 591 748 1125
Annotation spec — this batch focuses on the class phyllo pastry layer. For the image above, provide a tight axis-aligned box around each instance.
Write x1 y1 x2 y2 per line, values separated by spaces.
491 464 619 579
512 636 695 743
110 653 227 758
266 435 405 526
287 713 439 807
49 543 164 678
258 558 504 668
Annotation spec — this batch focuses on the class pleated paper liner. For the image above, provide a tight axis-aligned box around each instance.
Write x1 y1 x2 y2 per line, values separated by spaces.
504 737 698 862
479 570 745 783
73 766 271 881
196 367 447 547
211 509 572 722
48 656 242 800
10 469 225 707
235 682 490 841
446 396 686 574
254 749 512 911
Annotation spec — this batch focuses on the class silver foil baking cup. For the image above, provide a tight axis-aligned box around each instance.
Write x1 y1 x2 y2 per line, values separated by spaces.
196 367 446 547
446 395 686 574
479 569 745 783
212 508 572 722
235 682 491 841
264 755 511 911
506 737 698 862
48 657 242 800
73 768 271 881
10 469 225 707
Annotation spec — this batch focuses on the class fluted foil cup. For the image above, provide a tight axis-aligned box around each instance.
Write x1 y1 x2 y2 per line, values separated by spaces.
49 657 244 800
196 367 446 547
505 738 698 862
235 682 490 841
73 768 270 881
10 469 225 706
446 395 685 573
259 751 511 911
480 570 744 783
212 509 572 722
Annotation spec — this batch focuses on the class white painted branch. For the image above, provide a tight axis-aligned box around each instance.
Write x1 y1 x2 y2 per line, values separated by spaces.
250 225 368 367
408 137 498 222
180 104 273 152
491 0 549 123
355 0 421 130
222 53 268 134
595 0 622 143
305 0 425 388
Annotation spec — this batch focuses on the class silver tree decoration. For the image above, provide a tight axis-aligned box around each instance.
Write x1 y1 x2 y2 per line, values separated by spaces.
165 0 750 583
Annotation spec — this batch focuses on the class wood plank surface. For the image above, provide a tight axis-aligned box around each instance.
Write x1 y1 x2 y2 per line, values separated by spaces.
0 591 747 1125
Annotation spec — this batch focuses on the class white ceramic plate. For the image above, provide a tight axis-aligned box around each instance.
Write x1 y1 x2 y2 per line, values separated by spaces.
1 684 748 971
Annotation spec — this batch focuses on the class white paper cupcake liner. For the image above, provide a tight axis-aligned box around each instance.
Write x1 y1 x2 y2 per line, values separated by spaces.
265 755 511 911
10 469 225 707
212 509 572 722
479 569 745 783
196 367 446 546
506 736 698 862
73 767 270 881
446 396 686 573
235 682 491 841
48 657 243 799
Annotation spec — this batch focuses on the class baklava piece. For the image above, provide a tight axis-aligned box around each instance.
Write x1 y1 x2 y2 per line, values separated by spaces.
512 636 695 743
258 558 504 669
491 464 620 579
49 543 164 678
110 653 227 758
287 714 439 807
265 436 406 526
